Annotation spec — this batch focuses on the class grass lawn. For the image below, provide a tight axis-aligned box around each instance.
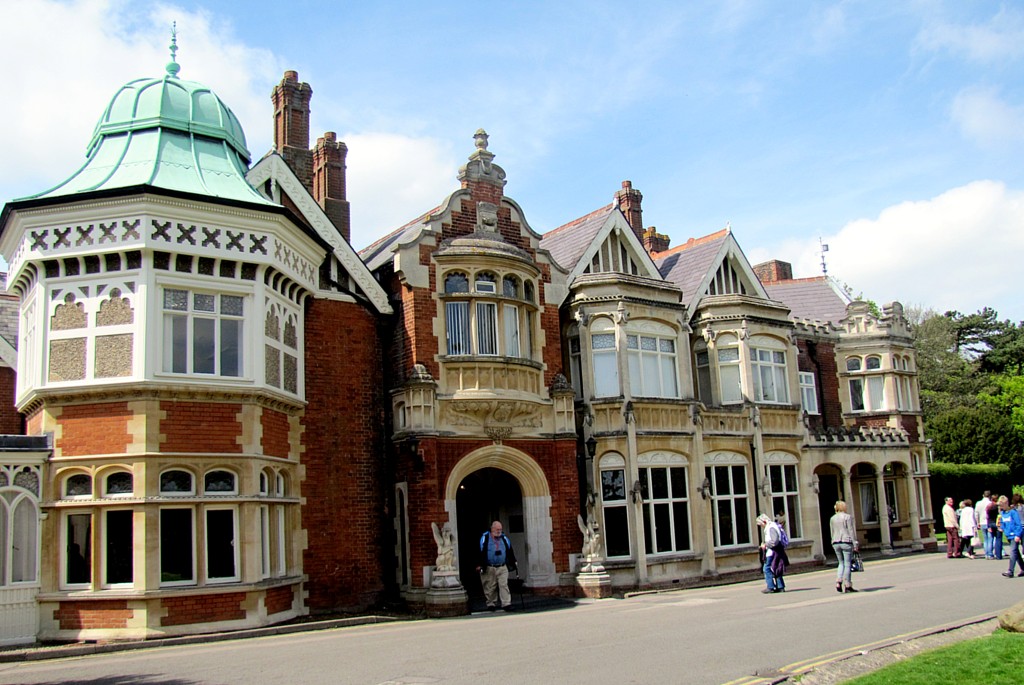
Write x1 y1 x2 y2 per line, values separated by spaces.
842 631 1024 684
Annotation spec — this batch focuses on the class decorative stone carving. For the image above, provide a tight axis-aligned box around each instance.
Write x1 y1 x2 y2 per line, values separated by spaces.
445 400 541 428
476 202 499 233
549 373 573 395
431 522 456 572
577 514 603 573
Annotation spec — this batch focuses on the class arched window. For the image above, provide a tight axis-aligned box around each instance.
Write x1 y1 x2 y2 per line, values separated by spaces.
442 269 535 359
105 471 133 497
276 473 287 497
65 473 92 498
204 470 237 494
598 453 629 557
846 357 862 372
160 470 194 495
11 497 38 583
865 355 881 370
637 452 691 554
523 281 535 303
705 452 751 548
502 275 520 298
259 471 269 496
444 272 469 294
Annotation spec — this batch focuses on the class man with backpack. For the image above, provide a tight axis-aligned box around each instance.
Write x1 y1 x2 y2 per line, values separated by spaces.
477 520 518 611
757 513 789 593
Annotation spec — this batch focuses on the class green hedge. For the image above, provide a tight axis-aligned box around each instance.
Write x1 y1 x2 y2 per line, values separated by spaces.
928 462 1014 525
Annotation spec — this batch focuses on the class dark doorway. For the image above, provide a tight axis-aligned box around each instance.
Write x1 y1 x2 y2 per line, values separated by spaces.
456 467 524 596
817 471 842 559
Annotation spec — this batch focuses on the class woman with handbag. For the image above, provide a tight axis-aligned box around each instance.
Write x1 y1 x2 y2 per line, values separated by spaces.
830 501 858 593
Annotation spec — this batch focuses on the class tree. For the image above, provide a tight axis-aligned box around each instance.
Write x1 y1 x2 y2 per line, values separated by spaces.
911 310 987 421
927 404 1024 474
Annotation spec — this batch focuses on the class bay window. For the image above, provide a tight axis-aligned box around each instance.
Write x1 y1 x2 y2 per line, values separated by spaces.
627 332 679 398
163 288 244 377
847 356 885 412
591 332 619 398
442 270 536 359
767 462 801 538
751 336 789 404
717 337 742 404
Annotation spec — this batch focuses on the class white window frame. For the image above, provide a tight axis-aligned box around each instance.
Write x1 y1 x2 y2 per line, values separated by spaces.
159 469 196 496
599 454 630 558
103 470 134 498
62 510 93 589
591 329 619 398
161 286 246 378
445 301 471 355
627 331 680 399
101 508 134 589
766 462 801 538
204 505 240 584
203 470 238 496
717 336 742 405
476 301 498 355
160 506 196 587
503 303 520 357
260 504 271 579
638 458 691 555
799 372 819 415
64 473 93 500
750 336 789 404
706 460 751 548
859 482 879 524
275 506 287 577
1 492 39 586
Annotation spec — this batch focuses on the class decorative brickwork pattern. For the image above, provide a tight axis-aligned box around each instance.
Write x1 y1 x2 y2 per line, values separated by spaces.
57 402 131 456
54 600 132 630
160 402 243 453
161 593 246 626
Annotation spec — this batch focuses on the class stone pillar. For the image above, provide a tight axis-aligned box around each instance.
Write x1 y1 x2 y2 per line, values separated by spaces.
877 470 893 553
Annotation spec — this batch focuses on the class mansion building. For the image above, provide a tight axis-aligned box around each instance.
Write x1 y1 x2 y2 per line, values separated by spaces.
0 58 933 644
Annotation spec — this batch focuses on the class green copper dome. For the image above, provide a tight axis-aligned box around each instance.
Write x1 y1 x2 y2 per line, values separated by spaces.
27 58 274 206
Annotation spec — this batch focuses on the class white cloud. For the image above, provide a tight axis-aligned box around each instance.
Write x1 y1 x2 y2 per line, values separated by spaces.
0 0 281 198
916 5 1024 63
778 181 1024 321
951 86 1024 147
344 133 459 250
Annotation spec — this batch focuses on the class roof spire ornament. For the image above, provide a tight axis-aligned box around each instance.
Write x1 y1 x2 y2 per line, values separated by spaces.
166 22 181 79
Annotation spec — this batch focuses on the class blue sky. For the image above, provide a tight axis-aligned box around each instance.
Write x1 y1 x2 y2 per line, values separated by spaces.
2 1 1022 322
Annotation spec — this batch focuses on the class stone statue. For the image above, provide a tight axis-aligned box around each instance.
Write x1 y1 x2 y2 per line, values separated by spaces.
577 514 602 572
431 522 456 571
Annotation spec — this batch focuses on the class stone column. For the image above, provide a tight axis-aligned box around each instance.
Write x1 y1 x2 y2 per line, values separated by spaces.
877 470 893 554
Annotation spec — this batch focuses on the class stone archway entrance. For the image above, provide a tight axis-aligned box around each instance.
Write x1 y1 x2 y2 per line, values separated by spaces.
444 445 557 595
814 465 843 559
456 468 524 595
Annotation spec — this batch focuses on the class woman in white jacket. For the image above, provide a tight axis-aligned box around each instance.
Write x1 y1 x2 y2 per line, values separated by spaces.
958 499 977 559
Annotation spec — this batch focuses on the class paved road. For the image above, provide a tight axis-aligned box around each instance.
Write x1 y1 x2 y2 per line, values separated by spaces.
1 553 1018 685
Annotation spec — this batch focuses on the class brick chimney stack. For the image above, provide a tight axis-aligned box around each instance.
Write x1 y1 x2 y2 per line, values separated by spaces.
615 180 644 241
642 227 671 255
752 260 794 284
272 71 313 192
313 132 351 242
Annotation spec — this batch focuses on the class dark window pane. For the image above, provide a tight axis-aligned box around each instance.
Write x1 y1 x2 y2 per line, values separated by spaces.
604 506 629 557
206 509 236 579
785 465 798 492
715 466 731 495
160 470 193 493
654 503 671 552
732 466 747 494
160 509 193 583
106 510 133 584
716 500 733 546
643 503 653 554
673 501 691 551
735 498 750 545
670 468 687 498
770 466 783 492
171 315 187 373
221 319 240 376
106 472 133 495
66 474 91 497
651 468 668 500
204 471 236 493
602 470 626 501
66 513 91 584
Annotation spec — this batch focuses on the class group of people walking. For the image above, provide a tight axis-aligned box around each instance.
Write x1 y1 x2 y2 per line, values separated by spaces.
942 492 1024 578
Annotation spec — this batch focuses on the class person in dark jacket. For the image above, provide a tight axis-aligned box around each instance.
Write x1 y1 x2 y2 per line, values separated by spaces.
477 520 518 611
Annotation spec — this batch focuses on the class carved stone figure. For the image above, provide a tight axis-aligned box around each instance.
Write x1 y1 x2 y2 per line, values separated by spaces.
577 514 602 572
431 522 456 571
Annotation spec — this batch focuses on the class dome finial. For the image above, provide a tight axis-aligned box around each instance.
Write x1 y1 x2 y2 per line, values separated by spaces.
166 21 181 78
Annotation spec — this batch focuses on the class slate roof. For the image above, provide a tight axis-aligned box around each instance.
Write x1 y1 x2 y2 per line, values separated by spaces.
360 205 441 272
764 277 849 325
539 204 614 272
653 229 730 303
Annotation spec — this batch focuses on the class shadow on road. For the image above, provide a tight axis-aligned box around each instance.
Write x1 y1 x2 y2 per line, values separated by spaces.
24 676 197 685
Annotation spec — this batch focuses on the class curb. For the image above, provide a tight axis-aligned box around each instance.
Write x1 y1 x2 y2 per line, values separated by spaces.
0 615 408 664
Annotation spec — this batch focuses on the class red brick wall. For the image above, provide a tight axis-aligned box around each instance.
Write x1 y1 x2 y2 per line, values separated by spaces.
301 297 386 611
0 366 22 433
160 401 242 453
161 593 246 626
57 403 131 456
54 600 132 630
261 408 291 458
25 407 43 435
266 585 295 615
797 339 842 431
901 415 920 443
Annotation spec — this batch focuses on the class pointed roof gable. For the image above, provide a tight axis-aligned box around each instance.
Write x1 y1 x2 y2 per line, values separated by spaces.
247 153 392 314
655 228 770 314
764 276 850 325
540 204 662 281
